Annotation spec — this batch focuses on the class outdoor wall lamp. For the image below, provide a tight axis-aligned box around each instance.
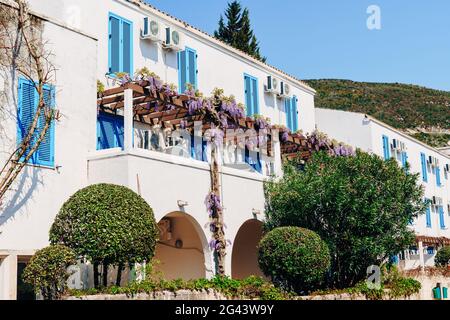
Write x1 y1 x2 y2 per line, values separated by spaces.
252 208 261 216
177 200 189 207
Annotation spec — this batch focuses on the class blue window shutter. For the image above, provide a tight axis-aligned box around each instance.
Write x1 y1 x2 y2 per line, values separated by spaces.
202 140 208 162
122 20 132 74
425 199 432 228
436 167 441 186
97 114 115 150
439 206 445 229
97 113 123 150
251 78 259 114
114 116 124 149
190 134 195 159
178 50 187 93
420 153 428 182
401 151 408 169
244 75 252 116
187 48 197 90
109 15 121 74
382 135 390 160
292 96 298 132
17 78 37 163
36 86 55 167
285 98 292 130
245 147 262 173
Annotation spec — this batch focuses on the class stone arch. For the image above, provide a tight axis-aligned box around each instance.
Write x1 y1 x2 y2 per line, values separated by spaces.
154 211 213 280
231 219 265 279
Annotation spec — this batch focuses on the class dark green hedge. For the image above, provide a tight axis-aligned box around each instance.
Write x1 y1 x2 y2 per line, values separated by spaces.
49 183 159 266
435 246 450 267
258 226 330 294
23 244 76 300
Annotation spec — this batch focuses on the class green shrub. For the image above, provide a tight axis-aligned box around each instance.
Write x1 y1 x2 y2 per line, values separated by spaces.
435 246 450 267
49 183 159 287
258 226 331 294
264 151 425 288
68 275 289 300
22 245 76 300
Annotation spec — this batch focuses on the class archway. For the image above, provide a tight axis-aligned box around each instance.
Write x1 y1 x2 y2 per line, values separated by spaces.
231 219 265 279
154 212 211 280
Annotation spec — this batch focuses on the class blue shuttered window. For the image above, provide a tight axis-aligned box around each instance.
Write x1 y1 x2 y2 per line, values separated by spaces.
420 153 428 182
97 113 124 150
436 167 442 187
245 147 262 173
17 77 55 167
401 151 408 171
190 135 207 161
244 74 259 116
382 135 390 160
108 13 133 74
285 96 298 132
439 206 445 230
425 199 432 228
178 47 197 93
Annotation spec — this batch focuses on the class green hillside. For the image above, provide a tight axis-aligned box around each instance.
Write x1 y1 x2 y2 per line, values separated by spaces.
305 79 450 147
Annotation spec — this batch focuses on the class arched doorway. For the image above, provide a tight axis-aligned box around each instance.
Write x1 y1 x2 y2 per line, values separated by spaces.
231 219 265 279
154 212 211 280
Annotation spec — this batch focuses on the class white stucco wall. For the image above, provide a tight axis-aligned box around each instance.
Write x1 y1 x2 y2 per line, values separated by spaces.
27 0 316 134
0 18 98 250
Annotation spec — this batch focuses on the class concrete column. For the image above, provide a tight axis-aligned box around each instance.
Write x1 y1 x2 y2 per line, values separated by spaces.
0 254 18 300
418 241 425 270
124 88 134 152
272 134 283 178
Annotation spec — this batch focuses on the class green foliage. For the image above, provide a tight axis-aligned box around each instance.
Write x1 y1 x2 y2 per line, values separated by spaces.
258 227 330 294
214 1 266 62
96 80 105 94
22 245 76 300
49 183 159 272
411 133 450 148
68 275 289 300
435 246 450 267
314 266 421 300
264 151 425 288
306 79 450 146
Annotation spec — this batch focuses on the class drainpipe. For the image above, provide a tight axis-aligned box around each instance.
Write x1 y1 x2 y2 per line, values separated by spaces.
124 88 134 152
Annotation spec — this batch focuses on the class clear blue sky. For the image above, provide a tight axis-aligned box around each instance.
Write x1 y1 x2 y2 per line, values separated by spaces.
147 0 450 91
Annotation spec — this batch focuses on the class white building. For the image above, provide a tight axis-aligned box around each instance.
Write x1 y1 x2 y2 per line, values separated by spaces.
0 0 316 299
316 108 450 270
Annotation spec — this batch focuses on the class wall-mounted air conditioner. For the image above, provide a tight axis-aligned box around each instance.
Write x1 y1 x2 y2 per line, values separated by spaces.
428 155 439 168
141 17 162 42
264 75 280 95
162 27 183 51
158 218 172 242
391 139 406 152
432 196 443 206
277 81 291 99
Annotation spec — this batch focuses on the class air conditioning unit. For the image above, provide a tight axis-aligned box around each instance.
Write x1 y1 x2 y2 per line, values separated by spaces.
162 27 183 51
141 17 161 42
264 75 280 94
432 196 443 206
277 81 291 98
158 218 172 242
428 156 439 168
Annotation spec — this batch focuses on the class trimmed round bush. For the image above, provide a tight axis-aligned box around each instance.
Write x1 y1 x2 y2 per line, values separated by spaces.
258 226 330 293
23 245 76 300
50 183 159 268
435 246 450 267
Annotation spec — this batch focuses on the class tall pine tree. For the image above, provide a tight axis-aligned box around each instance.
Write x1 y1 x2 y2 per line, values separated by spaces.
214 1 266 62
